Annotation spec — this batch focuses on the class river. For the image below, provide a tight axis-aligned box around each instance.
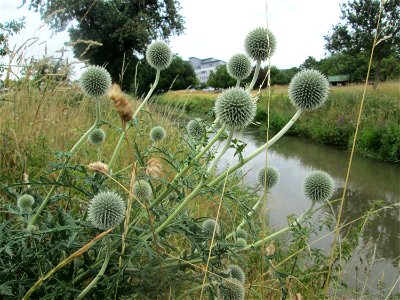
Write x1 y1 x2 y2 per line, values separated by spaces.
216 127 400 295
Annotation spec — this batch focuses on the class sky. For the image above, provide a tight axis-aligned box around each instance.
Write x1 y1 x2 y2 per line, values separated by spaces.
0 0 342 79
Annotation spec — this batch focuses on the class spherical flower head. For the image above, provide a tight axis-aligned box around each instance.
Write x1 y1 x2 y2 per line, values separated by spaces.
133 179 152 201
235 238 247 248
257 166 279 189
88 128 106 145
87 191 126 230
227 53 252 80
17 194 35 212
245 27 276 61
150 126 167 142
234 228 248 240
220 278 245 300
304 171 334 202
289 69 330 111
214 87 256 130
80 65 112 98
202 219 220 237
146 41 172 70
227 264 246 284
187 119 204 141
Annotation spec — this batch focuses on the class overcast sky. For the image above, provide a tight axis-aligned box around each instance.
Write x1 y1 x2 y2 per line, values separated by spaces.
0 0 342 79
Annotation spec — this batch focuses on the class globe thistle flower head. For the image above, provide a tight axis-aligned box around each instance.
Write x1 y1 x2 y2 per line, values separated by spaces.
220 278 245 300
234 228 248 240
186 119 204 141
236 238 247 248
227 53 252 80
80 65 112 97
150 126 167 142
146 41 172 70
245 27 276 61
227 264 246 284
288 69 330 111
133 180 152 201
87 191 126 230
214 87 256 130
257 166 279 189
88 128 106 145
17 194 35 212
202 218 220 237
304 171 334 202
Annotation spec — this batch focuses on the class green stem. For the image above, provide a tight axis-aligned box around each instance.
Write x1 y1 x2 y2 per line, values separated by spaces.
241 201 315 251
207 129 233 174
77 236 112 299
177 283 211 300
209 110 302 188
27 98 101 229
149 125 226 209
236 79 241 87
109 70 160 171
247 60 261 91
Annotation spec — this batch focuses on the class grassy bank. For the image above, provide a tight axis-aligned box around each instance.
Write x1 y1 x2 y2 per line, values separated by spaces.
153 82 400 162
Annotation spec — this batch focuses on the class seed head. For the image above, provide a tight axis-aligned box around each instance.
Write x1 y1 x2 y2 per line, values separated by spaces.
150 126 167 142
202 219 220 237
87 161 109 174
88 128 106 145
80 65 112 98
304 171 334 202
220 278 245 300
236 238 247 248
133 180 152 201
257 166 279 189
214 87 256 130
245 27 276 61
227 54 252 80
227 264 246 284
146 41 172 70
288 69 329 111
186 119 204 141
17 194 35 212
234 228 248 240
87 191 126 230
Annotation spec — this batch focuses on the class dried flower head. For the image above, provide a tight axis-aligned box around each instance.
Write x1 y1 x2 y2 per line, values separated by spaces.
107 83 133 122
146 157 162 178
88 161 109 174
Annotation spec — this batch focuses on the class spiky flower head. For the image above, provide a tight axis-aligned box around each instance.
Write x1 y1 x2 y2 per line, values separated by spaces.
150 126 167 142
234 228 248 240
87 191 125 230
186 119 204 141
245 27 276 61
80 65 112 97
88 128 106 145
133 179 152 201
288 69 329 111
227 265 246 284
202 219 220 236
220 278 245 300
146 41 172 70
257 166 279 189
227 54 252 80
304 171 334 202
236 238 247 248
214 87 256 130
17 194 35 212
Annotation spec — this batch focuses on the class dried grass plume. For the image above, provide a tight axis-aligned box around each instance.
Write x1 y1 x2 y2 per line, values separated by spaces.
146 158 162 178
88 161 109 174
107 83 133 122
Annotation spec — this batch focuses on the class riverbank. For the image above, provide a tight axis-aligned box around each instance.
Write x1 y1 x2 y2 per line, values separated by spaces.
153 81 400 162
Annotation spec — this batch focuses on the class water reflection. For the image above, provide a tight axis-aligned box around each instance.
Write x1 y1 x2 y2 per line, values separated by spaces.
217 128 400 288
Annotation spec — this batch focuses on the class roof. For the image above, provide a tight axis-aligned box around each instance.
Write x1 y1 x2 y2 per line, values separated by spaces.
328 75 350 82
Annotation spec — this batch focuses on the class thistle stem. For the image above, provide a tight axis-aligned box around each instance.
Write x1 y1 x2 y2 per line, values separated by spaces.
77 235 112 299
109 70 160 171
207 129 233 174
247 60 261 91
27 97 101 229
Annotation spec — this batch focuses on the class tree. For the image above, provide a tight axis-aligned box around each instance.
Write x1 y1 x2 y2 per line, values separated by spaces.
207 65 236 88
324 0 400 86
135 55 198 96
299 56 319 70
0 18 25 57
25 0 184 89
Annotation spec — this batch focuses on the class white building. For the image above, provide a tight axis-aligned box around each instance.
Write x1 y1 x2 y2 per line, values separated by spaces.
189 57 226 84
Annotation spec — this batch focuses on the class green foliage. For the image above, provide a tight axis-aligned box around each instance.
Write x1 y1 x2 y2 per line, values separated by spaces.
0 18 25 57
26 0 184 89
207 65 236 88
